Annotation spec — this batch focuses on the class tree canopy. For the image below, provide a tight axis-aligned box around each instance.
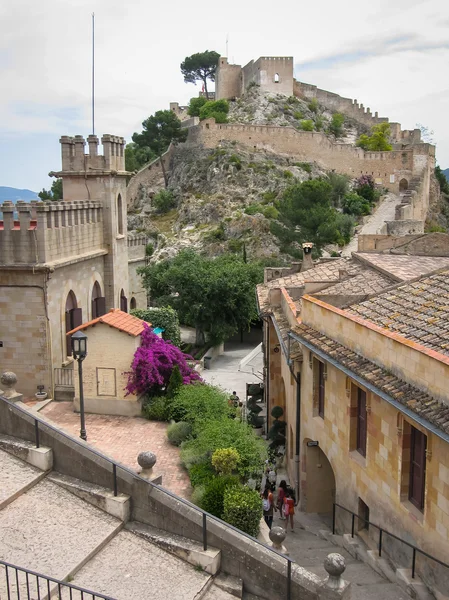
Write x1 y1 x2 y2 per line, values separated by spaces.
125 143 155 172
38 179 62 201
132 110 187 185
138 250 264 344
180 51 220 98
356 123 392 151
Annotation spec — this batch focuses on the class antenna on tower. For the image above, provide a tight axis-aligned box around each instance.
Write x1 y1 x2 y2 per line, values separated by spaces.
226 34 229 58
92 12 95 136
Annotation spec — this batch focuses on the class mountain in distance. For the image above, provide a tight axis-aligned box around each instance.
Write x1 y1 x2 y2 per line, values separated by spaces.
0 187 38 203
443 168 449 182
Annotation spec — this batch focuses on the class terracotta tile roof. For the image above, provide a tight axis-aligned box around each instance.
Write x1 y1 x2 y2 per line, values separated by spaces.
271 307 302 361
316 269 394 298
347 270 449 357
353 253 449 282
293 322 449 437
67 309 147 337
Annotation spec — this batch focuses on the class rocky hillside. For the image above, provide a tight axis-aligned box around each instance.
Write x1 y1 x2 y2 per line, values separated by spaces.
128 141 329 263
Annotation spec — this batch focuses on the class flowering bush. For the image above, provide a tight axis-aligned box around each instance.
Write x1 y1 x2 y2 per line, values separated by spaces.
125 324 201 397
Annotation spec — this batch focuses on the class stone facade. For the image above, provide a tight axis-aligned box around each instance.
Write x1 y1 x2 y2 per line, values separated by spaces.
259 247 449 598
0 134 148 398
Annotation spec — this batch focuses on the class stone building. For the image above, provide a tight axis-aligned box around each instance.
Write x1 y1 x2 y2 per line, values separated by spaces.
257 234 449 598
0 134 148 399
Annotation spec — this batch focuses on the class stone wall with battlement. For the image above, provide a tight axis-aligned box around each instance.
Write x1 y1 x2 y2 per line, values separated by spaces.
0 200 104 266
58 134 126 174
294 80 421 144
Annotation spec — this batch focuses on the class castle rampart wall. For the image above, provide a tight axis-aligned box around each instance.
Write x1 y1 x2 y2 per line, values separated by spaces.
243 57 294 96
216 57 242 100
188 120 433 219
0 200 104 266
126 144 175 207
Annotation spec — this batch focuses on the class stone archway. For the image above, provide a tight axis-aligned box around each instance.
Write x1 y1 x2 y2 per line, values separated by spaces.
301 439 336 514
399 178 409 192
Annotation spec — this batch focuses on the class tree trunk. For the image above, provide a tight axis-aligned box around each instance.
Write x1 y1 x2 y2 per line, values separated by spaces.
195 326 205 347
202 78 208 99
159 152 168 188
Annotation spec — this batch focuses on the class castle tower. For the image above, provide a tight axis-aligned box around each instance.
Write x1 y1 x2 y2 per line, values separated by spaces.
51 134 131 311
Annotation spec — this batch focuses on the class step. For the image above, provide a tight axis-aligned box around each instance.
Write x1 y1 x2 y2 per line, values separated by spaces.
0 448 47 510
0 478 122 598
397 569 436 600
69 529 212 600
48 471 130 522
214 572 243 598
126 521 221 575
0 433 53 471
203 583 239 600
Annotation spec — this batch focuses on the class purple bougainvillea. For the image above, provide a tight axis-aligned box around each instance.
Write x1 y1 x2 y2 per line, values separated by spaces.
125 324 201 397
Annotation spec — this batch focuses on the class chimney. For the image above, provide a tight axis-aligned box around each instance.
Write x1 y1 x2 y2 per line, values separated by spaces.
301 243 314 272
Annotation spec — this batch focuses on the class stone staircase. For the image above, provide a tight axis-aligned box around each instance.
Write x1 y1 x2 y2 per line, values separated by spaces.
0 444 241 600
290 510 436 600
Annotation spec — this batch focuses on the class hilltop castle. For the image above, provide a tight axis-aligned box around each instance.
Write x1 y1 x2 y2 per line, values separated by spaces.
0 135 148 407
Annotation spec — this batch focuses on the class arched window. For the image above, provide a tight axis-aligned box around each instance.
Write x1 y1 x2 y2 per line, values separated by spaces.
120 289 128 313
117 193 123 235
130 297 137 310
91 281 106 319
274 73 280 83
65 291 82 357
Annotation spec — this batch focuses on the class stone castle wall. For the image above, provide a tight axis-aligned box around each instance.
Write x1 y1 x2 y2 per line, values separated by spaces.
127 233 147 311
188 119 434 217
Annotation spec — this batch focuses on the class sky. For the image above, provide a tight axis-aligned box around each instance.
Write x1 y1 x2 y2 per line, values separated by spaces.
0 0 448 193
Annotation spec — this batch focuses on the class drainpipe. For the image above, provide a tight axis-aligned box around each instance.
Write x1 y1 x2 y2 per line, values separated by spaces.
295 372 301 503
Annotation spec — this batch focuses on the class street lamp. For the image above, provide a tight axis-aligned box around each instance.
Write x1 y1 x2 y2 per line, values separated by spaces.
71 330 88 441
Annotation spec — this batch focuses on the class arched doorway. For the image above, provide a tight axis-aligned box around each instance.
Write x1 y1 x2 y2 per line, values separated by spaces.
130 297 137 310
65 291 82 357
91 281 106 319
399 178 409 192
302 439 336 514
120 289 128 312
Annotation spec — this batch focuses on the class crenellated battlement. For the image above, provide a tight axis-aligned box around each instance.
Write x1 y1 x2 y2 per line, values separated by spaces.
59 134 126 174
0 200 104 266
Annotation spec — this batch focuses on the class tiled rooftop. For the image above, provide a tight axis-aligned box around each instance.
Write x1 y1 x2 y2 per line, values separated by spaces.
316 269 394 298
293 323 449 437
67 309 146 337
353 253 449 282
348 270 449 357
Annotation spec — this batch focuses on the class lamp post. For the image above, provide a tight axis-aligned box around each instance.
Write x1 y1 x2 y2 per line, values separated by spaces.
71 330 88 441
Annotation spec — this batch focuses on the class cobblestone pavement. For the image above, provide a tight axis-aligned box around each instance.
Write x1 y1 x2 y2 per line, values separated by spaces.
342 192 400 256
40 402 192 499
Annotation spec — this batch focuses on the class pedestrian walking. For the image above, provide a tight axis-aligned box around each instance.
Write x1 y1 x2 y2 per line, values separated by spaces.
277 480 287 519
282 490 295 533
262 485 276 529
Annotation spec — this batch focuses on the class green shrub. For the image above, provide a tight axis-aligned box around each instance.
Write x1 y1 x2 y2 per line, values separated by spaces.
204 223 226 241
228 238 243 252
293 111 303 120
295 162 312 173
308 98 319 113
199 99 230 122
179 445 208 470
315 115 324 131
167 421 192 446
283 170 294 178
244 204 264 216
181 418 267 479
153 189 176 213
189 463 216 488
262 205 279 219
287 96 298 104
301 120 314 131
142 396 169 421
262 191 277 203
166 365 183 399
328 173 349 207
356 123 392 151
330 113 345 137
435 166 449 195
271 406 284 419
191 485 206 507
145 243 154 257
170 383 229 427
223 485 262 536
131 307 181 347
426 223 446 233
212 448 240 475
342 192 371 216
202 475 239 518
188 96 208 117
229 154 242 170
334 213 355 244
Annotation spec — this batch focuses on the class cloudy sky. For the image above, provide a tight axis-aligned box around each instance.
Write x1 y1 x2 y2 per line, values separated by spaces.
1 0 448 193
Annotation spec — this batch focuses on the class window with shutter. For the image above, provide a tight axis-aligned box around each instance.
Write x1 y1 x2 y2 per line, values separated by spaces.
409 427 427 511
356 388 367 457
120 294 128 313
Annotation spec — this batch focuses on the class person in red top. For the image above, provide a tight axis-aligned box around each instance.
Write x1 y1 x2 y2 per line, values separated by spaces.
283 490 295 532
277 480 287 519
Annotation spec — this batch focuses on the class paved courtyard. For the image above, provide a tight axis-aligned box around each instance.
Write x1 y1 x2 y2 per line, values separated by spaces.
40 401 192 499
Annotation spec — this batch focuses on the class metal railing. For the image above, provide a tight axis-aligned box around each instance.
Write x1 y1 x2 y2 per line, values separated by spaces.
0 559 117 600
54 368 74 387
0 396 296 600
333 502 449 579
